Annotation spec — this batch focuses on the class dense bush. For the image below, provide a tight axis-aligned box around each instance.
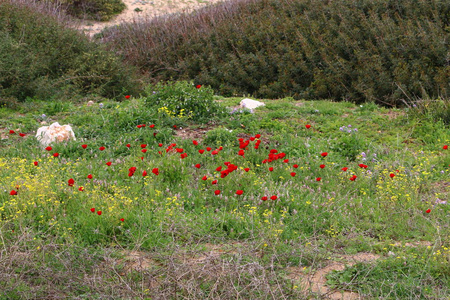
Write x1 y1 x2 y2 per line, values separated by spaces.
56 0 126 21
0 0 140 103
144 81 227 123
102 0 450 105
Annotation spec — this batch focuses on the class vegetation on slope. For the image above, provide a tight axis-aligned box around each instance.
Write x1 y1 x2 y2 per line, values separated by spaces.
0 0 139 105
101 0 450 105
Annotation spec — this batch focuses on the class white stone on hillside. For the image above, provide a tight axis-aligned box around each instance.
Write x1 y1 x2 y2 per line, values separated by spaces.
36 122 76 147
239 98 265 112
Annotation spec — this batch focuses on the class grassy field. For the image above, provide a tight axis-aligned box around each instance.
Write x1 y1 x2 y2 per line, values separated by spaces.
0 86 449 299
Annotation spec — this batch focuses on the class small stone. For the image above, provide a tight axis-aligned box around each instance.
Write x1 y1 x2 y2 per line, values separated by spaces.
239 98 265 113
36 122 76 147
87 100 94 106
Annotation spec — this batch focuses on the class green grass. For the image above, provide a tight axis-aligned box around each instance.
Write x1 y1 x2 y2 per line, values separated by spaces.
0 95 449 298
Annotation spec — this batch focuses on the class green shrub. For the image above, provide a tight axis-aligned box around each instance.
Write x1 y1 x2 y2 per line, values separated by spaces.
0 0 140 102
144 81 226 123
102 0 449 105
204 127 236 147
408 98 450 126
58 0 126 21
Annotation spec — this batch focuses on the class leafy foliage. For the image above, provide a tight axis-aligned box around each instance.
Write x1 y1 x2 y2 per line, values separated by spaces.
144 81 227 123
0 0 140 103
102 0 449 105
57 0 126 21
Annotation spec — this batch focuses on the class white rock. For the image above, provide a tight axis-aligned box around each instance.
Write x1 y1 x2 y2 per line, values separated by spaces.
36 122 76 147
239 98 265 112
87 100 95 106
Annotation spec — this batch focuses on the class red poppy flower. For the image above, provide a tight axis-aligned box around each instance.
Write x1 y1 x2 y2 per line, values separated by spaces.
137 125 142 128
270 149 278 154
82 144 87 149
358 164 368 169
269 167 274 172
202 175 207 181
250 137 255 141
293 164 299 168
206 147 212 151
34 161 38 166
193 140 199 146
153 132 157 137
444 145 448 150
198 149 205 154
157 143 163 147
238 150 245 156
211 150 219 155
341 167 348 171
45 146 52 151
68 178 75 186
389 173 395 178
53 153 59 157
283 159 289 163
270 195 278 200
19 133 26 137
195 164 201 169
152 168 159 175
173 125 177 129
255 134 261 138
236 190 243 195
141 149 147 153
244 168 250 172
176 148 183 153
321 152 328 157
320 164 325 169
196 84 202 89
90 207 95 213
291 172 296 177
216 166 222 172
87 174 93 179
212 180 218 185
180 153 188 159
149 124 155 128
214 190 221 195
261 196 268 201
316 177 321 181
305 124 311 129
97 210 102 215
350 175 357 181
9 130 15 134
10 190 17 195
426 209 431 213
78 186 84 191
120 218 125 222
142 170 147 177
99 146 105 151
141 144 147 148
106 162 112 166
140 157 144 161
125 95 130 99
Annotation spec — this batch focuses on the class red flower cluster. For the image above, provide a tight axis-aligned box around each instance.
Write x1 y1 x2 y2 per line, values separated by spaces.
262 150 286 164
128 167 137 177
220 162 238 178
358 164 368 169
349 175 357 181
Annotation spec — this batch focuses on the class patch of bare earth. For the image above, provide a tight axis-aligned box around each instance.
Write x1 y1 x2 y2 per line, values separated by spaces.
76 0 224 36
287 253 380 299
174 125 216 141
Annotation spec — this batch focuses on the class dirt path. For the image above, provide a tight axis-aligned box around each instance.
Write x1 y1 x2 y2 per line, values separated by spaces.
77 0 224 36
